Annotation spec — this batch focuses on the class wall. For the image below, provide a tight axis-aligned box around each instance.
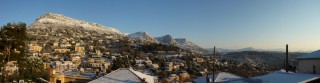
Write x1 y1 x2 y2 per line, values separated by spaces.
298 59 320 74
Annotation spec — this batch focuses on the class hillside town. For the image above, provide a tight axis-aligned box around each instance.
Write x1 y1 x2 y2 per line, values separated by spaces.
1 13 320 83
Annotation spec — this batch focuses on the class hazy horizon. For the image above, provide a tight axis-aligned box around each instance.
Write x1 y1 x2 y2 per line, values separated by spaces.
1 0 320 52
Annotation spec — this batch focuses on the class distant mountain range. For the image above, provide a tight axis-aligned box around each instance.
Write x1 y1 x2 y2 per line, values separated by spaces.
206 47 287 53
206 47 314 53
128 32 206 53
29 13 313 54
30 13 206 53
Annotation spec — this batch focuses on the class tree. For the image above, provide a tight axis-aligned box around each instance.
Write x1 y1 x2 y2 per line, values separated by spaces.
111 56 130 70
0 22 46 82
0 22 27 62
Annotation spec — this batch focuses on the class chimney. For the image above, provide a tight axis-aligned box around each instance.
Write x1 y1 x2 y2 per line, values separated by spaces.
286 44 289 73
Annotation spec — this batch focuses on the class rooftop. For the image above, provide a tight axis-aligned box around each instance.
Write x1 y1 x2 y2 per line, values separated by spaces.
297 50 320 60
228 71 320 83
89 68 156 83
193 72 243 83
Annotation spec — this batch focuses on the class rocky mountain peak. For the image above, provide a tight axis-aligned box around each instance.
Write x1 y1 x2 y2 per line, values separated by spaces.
31 13 122 34
175 38 187 44
36 13 68 21
156 35 177 45
128 32 158 43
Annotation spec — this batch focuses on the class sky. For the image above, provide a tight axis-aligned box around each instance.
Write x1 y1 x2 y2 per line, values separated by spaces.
1 0 320 51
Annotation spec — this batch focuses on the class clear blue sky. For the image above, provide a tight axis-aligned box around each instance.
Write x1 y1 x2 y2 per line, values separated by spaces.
1 0 320 51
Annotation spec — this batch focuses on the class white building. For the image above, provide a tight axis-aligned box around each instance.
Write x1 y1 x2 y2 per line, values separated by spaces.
297 50 320 74
228 71 320 83
52 61 74 72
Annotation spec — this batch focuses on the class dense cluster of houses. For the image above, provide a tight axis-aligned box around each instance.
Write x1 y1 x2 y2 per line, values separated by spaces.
3 27 320 83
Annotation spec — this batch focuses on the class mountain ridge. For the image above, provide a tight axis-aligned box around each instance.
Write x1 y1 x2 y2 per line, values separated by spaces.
29 13 206 54
156 35 177 45
30 13 122 35
206 47 287 53
128 32 158 43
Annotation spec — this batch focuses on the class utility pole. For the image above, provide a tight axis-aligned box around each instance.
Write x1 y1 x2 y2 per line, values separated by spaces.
212 46 215 83
286 44 289 73
206 56 209 83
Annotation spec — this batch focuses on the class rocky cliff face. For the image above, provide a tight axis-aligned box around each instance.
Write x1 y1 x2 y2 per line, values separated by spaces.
156 35 177 45
128 32 158 43
30 13 122 35
175 38 206 53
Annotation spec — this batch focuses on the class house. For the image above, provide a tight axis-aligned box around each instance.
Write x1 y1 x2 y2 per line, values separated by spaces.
173 64 181 70
52 61 74 73
89 68 157 83
41 53 51 58
60 43 72 48
30 52 41 57
71 56 81 67
193 58 204 63
134 59 152 66
151 64 159 70
29 45 43 52
54 48 70 53
101 61 111 73
69 52 85 58
75 43 81 46
89 63 102 68
75 46 85 52
49 69 95 83
71 41 76 44
86 58 110 71
89 50 103 58
91 53 102 58
165 62 174 71
135 64 146 68
193 72 242 83
98 39 103 43
228 71 320 83
135 59 146 64
297 50 320 74
178 71 191 82
145 60 153 66
44 62 51 69
165 74 179 83
53 42 59 47
89 46 94 50
86 58 95 64
104 52 110 55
